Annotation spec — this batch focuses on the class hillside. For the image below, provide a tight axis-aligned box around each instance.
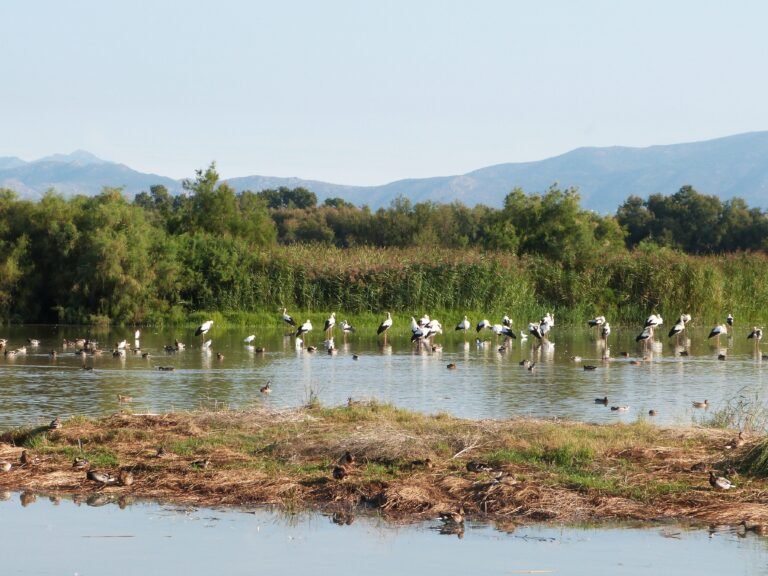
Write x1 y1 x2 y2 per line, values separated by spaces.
3 132 768 212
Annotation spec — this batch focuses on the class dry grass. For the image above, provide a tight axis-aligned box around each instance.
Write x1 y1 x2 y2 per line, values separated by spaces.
0 403 767 528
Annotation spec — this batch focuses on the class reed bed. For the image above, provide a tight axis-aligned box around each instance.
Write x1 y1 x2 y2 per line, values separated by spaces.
171 247 768 328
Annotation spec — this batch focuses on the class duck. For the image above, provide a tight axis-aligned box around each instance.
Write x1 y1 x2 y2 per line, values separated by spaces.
20 450 38 466
594 396 608 405
158 366 175 371
725 431 746 449
337 451 355 466
648 409 657 416
466 461 493 473
709 471 735 490
741 520 768 536
583 365 598 371
72 457 90 470
692 399 709 408
260 381 272 394
332 465 348 480
216 352 224 360
49 417 62 430
117 394 132 403
155 446 168 458
86 470 117 485
439 508 465 524
118 469 134 486
610 406 629 412
446 363 457 370
191 458 211 470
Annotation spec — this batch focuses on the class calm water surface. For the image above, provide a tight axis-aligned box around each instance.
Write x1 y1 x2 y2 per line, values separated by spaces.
2 492 767 576
0 323 765 429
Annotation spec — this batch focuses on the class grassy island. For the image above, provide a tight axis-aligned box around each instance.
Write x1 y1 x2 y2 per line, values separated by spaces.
1 402 767 529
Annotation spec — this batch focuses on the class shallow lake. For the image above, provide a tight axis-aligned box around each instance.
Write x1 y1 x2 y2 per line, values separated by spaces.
0 322 765 429
2 491 767 576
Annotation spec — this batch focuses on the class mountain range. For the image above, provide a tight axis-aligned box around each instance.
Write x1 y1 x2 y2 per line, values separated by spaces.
3 131 768 213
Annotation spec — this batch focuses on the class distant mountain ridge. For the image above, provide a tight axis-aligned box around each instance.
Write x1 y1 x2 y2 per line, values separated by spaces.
0 150 180 199
3 132 768 212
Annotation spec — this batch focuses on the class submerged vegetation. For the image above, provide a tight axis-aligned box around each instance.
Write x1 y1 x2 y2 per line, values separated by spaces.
0 403 766 525
0 163 767 324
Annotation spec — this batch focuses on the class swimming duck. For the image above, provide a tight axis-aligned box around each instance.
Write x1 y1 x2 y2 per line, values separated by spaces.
466 461 493 473
439 508 465 524
594 396 608 405
648 409 657 417
260 381 272 394
583 365 598 371
158 366 175 371
446 363 457 370
741 520 768 536
709 471 734 490
610 406 629 412
692 399 709 408
117 394 132 403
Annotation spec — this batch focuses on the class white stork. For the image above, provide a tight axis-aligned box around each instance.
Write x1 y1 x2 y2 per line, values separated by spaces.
726 313 734 332
748 326 763 350
195 320 214 338
323 312 336 336
644 314 663 328
708 324 728 348
476 319 491 333
281 308 297 327
455 316 471 333
296 319 313 339
377 312 393 340
601 322 611 342
587 316 605 339
668 315 686 344
244 335 256 344
636 325 654 346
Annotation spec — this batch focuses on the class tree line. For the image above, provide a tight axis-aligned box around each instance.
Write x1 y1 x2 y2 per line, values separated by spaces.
0 162 766 324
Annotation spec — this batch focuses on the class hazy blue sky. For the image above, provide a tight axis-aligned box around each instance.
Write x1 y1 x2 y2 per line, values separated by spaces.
2 1 767 184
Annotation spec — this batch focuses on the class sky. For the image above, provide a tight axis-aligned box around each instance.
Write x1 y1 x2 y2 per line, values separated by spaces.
2 0 768 185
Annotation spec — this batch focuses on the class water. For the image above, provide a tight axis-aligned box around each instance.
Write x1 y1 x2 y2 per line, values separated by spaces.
0 324 765 429
2 492 767 576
